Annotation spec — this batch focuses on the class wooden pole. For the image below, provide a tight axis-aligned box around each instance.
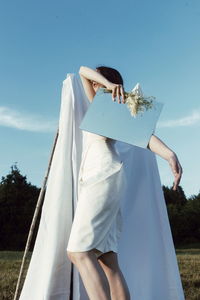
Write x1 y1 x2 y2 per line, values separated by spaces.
13 128 59 300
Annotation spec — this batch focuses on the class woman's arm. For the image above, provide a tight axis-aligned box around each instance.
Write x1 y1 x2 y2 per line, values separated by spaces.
79 66 110 102
147 134 183 191
79 66 124 103
147 134 173 160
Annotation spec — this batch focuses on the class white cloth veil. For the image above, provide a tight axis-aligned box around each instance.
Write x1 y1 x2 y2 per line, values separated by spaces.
19 73 185 300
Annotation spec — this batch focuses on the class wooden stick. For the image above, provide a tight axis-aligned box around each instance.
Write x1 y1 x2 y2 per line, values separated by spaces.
13 128 59 300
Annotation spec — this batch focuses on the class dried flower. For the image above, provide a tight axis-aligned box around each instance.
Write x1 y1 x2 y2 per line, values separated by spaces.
102 87 155 117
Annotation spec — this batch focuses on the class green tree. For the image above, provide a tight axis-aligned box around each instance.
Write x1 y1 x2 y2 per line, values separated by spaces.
184 193 200 243
164 186 200 246
0 164 40 250
163 185 187 206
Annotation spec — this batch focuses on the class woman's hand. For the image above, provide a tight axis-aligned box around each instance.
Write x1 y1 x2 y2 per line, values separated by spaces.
106 82 125 104
167 152 183 191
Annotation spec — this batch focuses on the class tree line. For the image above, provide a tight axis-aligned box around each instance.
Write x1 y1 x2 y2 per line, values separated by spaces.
0 164 199 251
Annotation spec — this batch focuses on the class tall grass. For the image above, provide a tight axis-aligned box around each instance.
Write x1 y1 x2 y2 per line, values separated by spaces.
0 247 200 300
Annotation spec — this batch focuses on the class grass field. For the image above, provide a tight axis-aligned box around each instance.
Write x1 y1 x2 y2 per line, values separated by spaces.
176 244 200 300
0 246 200 300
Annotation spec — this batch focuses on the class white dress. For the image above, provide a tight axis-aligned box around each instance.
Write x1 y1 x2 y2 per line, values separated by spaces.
66 130 126 258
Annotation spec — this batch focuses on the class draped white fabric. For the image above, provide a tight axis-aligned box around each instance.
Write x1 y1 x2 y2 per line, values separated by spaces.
19 73 185 300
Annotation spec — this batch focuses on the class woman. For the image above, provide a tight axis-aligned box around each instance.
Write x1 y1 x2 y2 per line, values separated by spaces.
66 65 183 300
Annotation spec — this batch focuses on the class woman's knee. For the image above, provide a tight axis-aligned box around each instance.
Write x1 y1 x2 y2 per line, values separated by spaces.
67 250 91 264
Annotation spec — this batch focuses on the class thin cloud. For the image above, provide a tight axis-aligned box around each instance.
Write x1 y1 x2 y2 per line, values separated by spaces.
158 109 200 128
1 105 199 132
0 106 58 132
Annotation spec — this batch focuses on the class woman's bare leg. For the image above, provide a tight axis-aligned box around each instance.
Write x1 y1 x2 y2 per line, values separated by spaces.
97 251 131 300
67 250 111 300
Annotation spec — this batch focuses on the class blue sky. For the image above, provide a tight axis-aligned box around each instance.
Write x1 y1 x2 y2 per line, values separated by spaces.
0 0 199 198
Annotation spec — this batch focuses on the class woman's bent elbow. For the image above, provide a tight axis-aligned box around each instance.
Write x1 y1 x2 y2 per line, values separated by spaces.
79 66 86 74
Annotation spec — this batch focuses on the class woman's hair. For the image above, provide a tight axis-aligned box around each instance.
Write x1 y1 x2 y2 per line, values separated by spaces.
96 65 124 86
